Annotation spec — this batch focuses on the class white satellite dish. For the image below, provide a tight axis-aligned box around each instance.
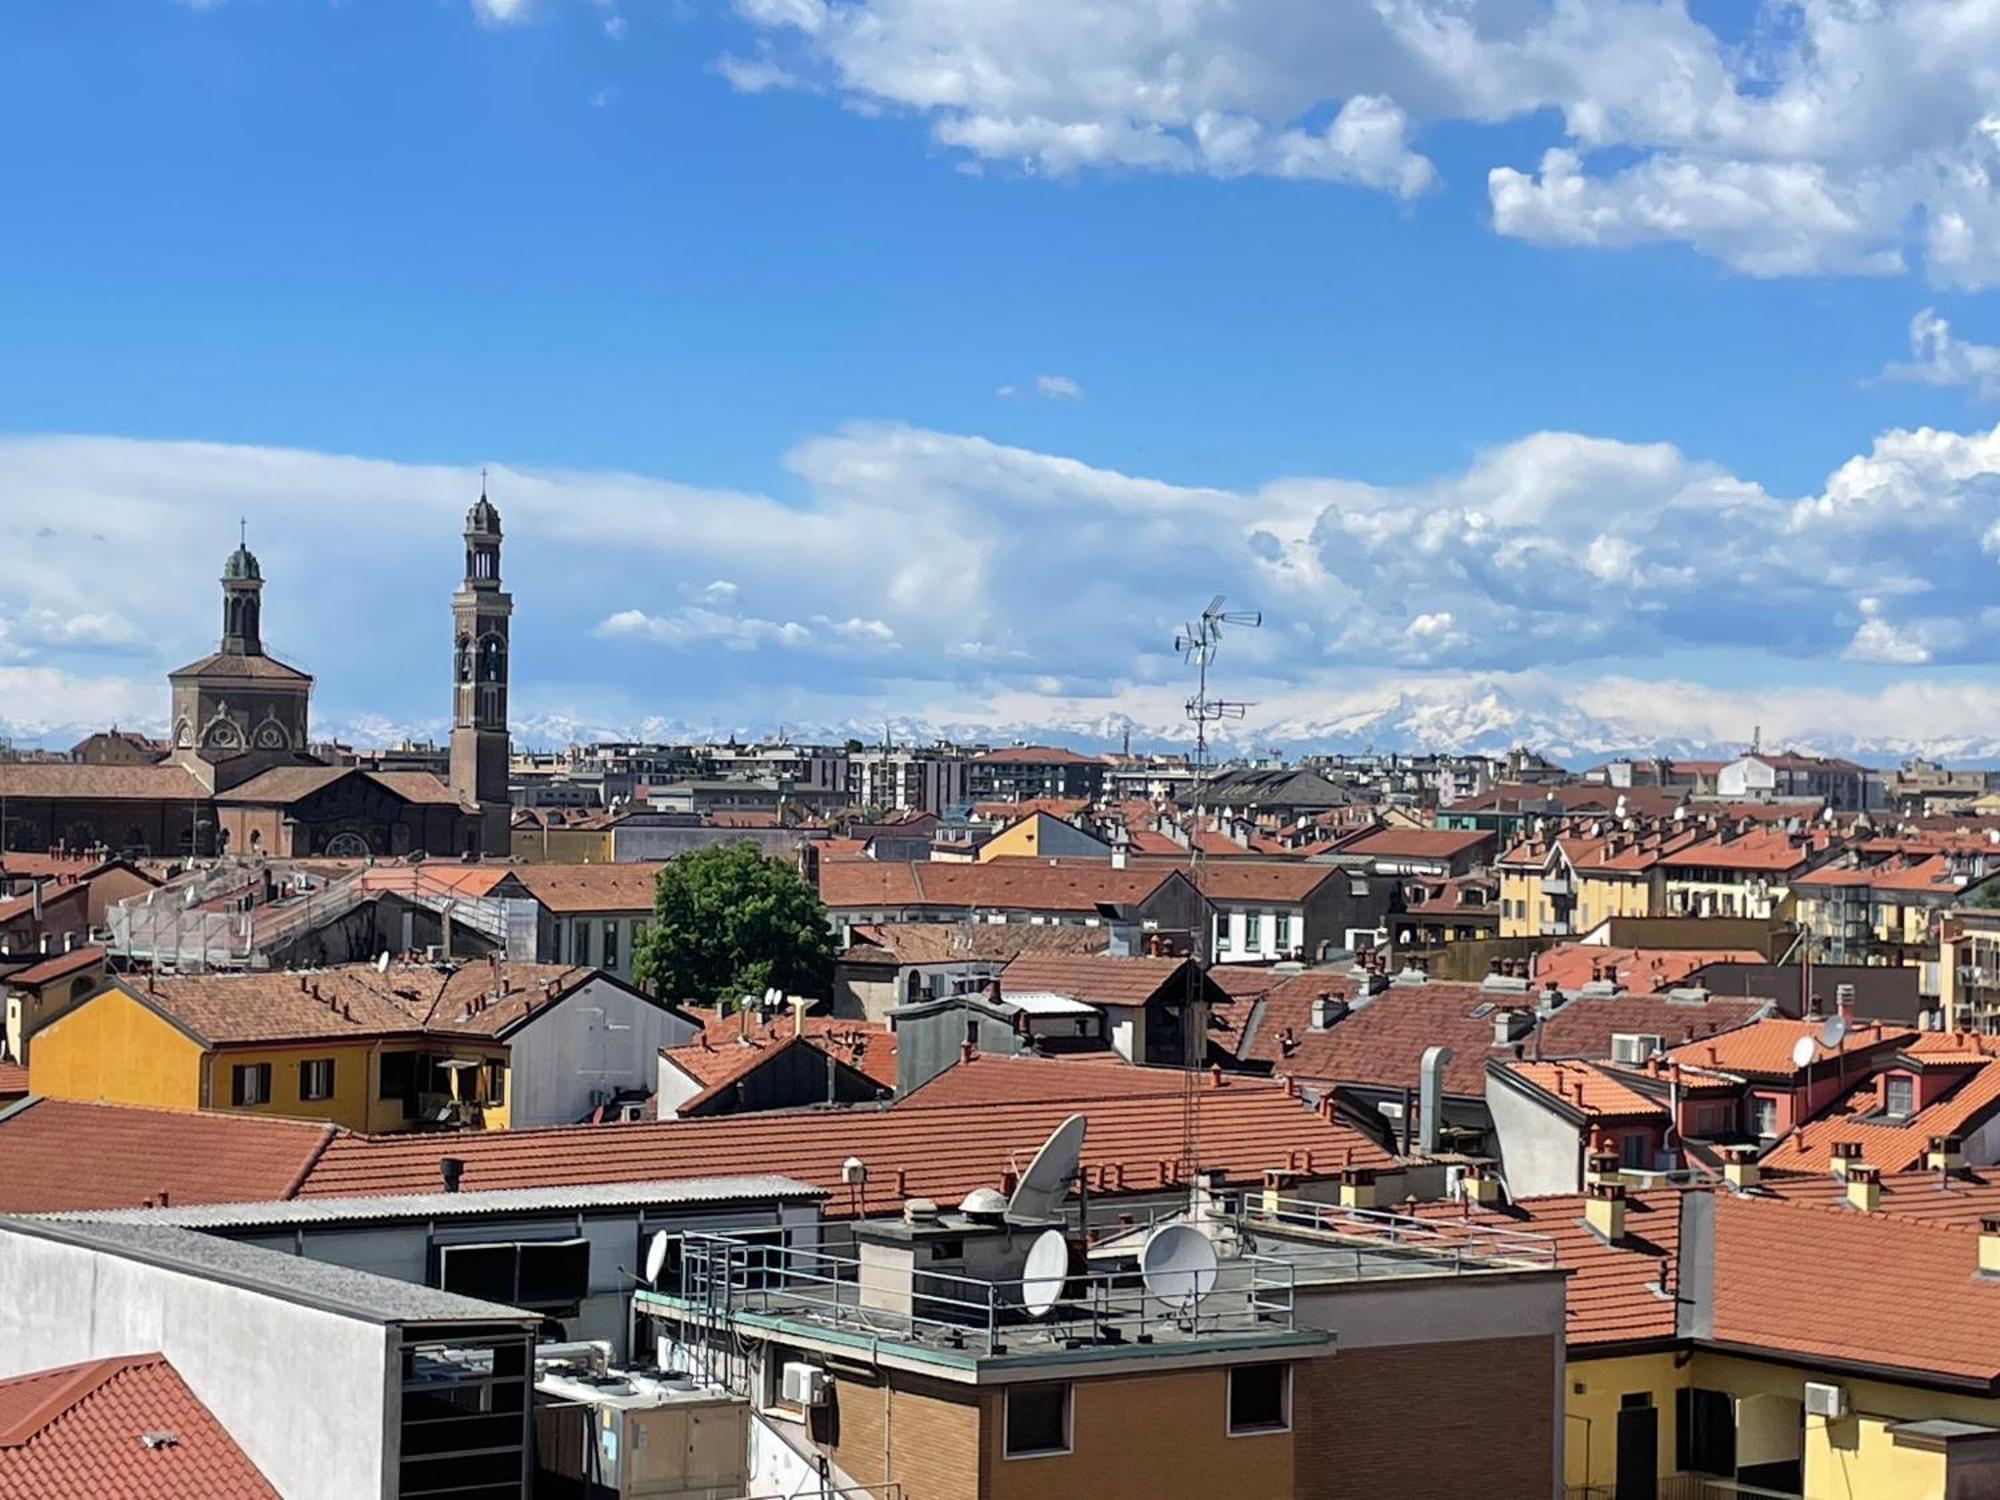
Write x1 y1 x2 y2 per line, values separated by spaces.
1020 1228 1070 1319
643 1230 671 1286
1006 1113 1087 1222
1820 1014 1849 1051
376 951 392 974
1790 1034 1816 1070
763 986 783 1009
1141 1224 1217 1311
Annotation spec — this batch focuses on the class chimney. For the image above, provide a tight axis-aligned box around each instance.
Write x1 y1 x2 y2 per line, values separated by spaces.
1584 1147 1623 1189
1417 1044 1453 1156
1461 1162 1503 1207
1929 1134 1965 1174
1337 1166 1380 1209
438 1157 465 1194
1846 1163 1881 1213
1981 1219 2000 1279
1261 1168 1299 1214
792 995 807 1038
1829 1140 1864 1179
1584 1181 1626 1243
1721 1145 1760 1193
1311 994 1346 1031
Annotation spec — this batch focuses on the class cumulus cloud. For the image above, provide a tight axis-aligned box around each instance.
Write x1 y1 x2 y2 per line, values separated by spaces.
1034 374 1083 400
700 0 2000 285
1884 308 2000 400
13 413 2000 746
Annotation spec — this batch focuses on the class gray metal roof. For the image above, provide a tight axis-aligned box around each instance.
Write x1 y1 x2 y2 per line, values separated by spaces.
0 1217 540 1327
48 1175 827 1230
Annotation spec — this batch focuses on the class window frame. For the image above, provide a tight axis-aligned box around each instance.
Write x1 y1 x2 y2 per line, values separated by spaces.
1226 1363 1292 1438
1002 1381 1073 1460
230 1061 272 1108
1884 1074 1915 1119
299 1057 335 1102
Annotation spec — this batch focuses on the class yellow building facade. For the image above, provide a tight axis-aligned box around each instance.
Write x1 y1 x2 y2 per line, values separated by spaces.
28 984 510 1133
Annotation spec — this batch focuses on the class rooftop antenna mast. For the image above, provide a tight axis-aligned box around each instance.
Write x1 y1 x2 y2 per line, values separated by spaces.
1172 594 1259 1191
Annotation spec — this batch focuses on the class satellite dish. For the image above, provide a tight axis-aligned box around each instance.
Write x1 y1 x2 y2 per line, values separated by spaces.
1020 1228 1069 1319
1006 1113 1087 1222
1790 1034 1816 1070
1820 1014 1849 1051
643 1231 671 1286
1141 1224 1217 1311
763 986 783 1009
376 951 392 974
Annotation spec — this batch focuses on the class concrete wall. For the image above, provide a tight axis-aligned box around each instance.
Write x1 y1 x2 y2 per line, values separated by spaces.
511 976 698 1127
1487 1074 1586 1199
612 826 813 862
0 1230 394 1500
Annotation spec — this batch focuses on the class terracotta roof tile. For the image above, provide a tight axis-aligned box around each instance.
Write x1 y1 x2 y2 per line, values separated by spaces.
1000 954 1194 1008
972 746 1102 765
1667 1016 1914 1078
1 946 107 989
503 862 666 914
0 765 208 802
1760 1055 2000 1174
1763 1167 2000 1224
838 922 1109 966
664 1011 896 1094
1498 1061 1670 1123
0 1099 333 1213
1532 944 1763 996
0 1354 276 1498
300 1088 1393 1208
818 861 1184 914
1193 863 1339 902
168 649 310 682
1331 827 1495 861
0 1064 26 1102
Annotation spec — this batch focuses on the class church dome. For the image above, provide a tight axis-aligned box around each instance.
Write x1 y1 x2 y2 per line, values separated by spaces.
222 543 261 582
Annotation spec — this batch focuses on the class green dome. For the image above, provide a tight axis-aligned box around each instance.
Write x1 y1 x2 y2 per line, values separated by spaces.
223 543 262 582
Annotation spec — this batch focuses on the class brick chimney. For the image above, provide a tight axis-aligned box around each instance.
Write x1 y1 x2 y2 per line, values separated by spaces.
1585 1180 1626 1243
1829 1140 1864 1180
1845 1162 1881 1213
1721 1145 1760 1193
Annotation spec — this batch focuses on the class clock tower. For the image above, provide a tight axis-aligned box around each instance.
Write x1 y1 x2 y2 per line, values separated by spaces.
448 480 512 856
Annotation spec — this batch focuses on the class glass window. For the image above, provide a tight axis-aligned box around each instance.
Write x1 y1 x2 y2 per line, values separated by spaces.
601 920 618 971
1228 1364 1290 1435
1752 1095 1779 1138
1245 912 1262 946
1885 1075 1915 1118
485 1060 506 1108
230 1062 271 1107
299 1058 335 1101
1004 1383 1070 1458
569 921 591 966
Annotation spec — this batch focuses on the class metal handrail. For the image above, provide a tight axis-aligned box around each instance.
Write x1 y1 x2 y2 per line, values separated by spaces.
1243 1194 1560 1271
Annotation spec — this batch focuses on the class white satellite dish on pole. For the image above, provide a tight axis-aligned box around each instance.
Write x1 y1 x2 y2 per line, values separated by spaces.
1006 1113 1087 1222
1141 1224 1217 1311
376 951 392 975
1820 1014 1849 1051
644 1230 671 1286
1020 1228 1070 1318
1790 1034 1817 1070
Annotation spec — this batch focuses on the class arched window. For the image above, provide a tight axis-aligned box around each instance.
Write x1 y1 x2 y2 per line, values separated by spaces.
479 634 505 684
456 634 473 683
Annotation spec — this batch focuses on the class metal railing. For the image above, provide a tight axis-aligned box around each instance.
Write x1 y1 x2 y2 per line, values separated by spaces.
1242 1195 1559 1274
659 1230 1298 1360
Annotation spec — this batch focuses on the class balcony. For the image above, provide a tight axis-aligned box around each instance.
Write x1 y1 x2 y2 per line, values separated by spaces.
1540 876 1573 897
1541 919 1572 937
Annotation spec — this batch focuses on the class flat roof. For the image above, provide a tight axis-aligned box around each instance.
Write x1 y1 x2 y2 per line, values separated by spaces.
44 1175 828 1231
0 1218 540 1329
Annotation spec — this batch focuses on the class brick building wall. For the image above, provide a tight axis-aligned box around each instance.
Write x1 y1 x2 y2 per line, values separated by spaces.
815 1369 980 1500
1292 1336 1557 1499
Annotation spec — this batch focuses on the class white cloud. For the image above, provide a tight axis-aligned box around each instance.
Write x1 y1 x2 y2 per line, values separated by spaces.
17 411 2000 746
715 51 803 94
1033 374 1084 400
471 0 536 23
1884 307 2000 400
706 0 2000 285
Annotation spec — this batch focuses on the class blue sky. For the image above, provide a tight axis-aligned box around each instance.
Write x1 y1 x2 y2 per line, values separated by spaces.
9 0 2000 758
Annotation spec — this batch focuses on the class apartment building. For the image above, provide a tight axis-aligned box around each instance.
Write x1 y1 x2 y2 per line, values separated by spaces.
1496 824 1705 938
968 745 1108 802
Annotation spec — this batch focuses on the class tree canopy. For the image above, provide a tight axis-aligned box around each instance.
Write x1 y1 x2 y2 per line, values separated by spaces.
632 842 836 1005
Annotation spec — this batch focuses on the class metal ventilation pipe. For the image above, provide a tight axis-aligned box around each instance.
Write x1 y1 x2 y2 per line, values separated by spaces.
1418 1045 1454 1157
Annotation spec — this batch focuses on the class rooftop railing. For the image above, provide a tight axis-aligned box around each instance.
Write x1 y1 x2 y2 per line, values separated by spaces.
656 1230 1299 1361
1235 1194 1560 1275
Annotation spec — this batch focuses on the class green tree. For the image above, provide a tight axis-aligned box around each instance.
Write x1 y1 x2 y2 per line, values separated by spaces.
633 842 836 1005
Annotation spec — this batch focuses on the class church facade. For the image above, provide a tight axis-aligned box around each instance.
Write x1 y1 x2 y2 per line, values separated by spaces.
0 492 514 862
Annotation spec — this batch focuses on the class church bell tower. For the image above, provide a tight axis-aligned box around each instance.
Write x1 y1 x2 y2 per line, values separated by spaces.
449 478 512 856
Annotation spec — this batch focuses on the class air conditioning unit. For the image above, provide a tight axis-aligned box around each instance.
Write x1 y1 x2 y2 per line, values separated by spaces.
781 1362 828 1407
1804 1381 1846 1420
1611 1033 1664 1066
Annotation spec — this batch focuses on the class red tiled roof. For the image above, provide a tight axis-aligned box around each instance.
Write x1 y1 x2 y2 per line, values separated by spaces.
973 746 1102 765
1535 991 1769 1058
665 1011 896 1094
0 765 209 802
1000 954 1193 1008
1793 852 1973 895
1 945 107 989
1416 1191 1682 1347
503 862 666 914
0 1354 276 1497
1498 826 1704 875
1762 1167 2000 1224
972 798 1090 823
300 1088 1393 1207
1668 1016 1914 1078
1658 827 1834 872
0 1099 333 1213
1710 1192 2000 1381
1332 827 1495 860
1759 1053 2000 1174
0 1063 27 1102
1531 945 1764 996
817 861 1184 914
896 1054 1216 1107
1191 863 1337 902
1497 1061 1669 1124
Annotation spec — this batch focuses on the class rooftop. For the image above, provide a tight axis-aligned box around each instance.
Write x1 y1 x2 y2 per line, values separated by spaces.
816 860 1186 913
502 862 667 913
838 921 1109 966
1667 1015 1914 1077
0 1354 276 1499
999 952 1197 1008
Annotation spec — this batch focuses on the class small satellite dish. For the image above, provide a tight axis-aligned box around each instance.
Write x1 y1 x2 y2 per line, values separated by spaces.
1141 1224 1217 1311
1006 1113 1087 1222
643 1230 671 1287
763 986 783 1009
1020 1228 1070 1319
376 951 392 974
1790 1034 1816 1070
1820 1014 1849 1051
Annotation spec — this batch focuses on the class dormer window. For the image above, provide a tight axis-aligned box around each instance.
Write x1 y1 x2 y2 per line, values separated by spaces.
1884 1073 1915 1119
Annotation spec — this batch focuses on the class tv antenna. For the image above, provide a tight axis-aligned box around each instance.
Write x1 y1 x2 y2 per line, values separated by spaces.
1172 593 1259 1193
